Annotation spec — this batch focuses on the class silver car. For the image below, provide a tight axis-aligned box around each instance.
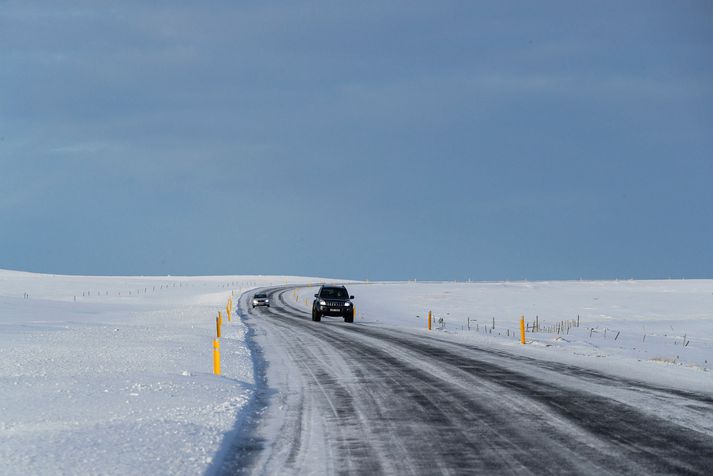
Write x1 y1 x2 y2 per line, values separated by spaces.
252 292 270 308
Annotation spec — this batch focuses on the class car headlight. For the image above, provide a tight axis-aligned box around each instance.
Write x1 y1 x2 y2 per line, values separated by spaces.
319 300 326 306
265 299 269 303
344 302 351 307
252 299 258 304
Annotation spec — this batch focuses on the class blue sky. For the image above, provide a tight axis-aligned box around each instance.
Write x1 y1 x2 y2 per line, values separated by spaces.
1 1 712 280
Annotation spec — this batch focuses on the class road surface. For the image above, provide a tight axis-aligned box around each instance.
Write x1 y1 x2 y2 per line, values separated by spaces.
215 287 713 475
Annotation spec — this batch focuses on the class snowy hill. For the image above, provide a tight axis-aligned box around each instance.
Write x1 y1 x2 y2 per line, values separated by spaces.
0 270 315 474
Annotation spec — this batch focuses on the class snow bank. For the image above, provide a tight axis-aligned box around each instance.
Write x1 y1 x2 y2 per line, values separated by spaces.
0 270 312 475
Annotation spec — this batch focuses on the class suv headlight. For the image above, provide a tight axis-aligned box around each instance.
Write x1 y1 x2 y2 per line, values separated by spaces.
319 300 326 306
252 299 258 304
344 302 351 307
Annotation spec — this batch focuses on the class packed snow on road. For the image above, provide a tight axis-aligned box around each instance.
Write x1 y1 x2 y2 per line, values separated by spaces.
1 269 711 474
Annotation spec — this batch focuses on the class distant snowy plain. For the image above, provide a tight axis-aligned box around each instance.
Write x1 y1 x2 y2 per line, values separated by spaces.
297 279 713 393
2 270 712 474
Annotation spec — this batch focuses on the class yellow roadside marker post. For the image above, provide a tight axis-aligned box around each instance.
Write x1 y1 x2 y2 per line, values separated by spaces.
213 339 221 375
216 312 222 338
520 315 526 344
428 310 432 331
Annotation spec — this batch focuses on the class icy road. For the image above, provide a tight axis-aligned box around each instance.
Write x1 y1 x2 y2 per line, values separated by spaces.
215 287 713 475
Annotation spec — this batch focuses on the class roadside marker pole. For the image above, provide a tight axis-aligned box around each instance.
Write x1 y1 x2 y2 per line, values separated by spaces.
216 312 222 338
428 310 432 331
213 339 221 375
520 315 526 344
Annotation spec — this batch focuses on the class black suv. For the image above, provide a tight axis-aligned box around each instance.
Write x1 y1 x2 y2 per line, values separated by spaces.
312 285 355 323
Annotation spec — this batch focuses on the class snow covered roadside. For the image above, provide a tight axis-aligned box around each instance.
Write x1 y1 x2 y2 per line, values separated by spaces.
0 270 313 475
294 280 713 393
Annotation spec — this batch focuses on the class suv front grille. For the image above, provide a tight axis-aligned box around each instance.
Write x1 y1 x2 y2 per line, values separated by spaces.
325 301 343 307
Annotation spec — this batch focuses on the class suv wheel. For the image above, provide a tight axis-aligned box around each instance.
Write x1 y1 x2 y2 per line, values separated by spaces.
344 310 354 323
312 309 321 322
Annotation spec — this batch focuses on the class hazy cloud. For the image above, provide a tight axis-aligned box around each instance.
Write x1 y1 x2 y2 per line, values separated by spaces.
1 1 711 278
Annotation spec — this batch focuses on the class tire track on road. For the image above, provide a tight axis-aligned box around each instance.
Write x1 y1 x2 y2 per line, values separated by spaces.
219 287 713 475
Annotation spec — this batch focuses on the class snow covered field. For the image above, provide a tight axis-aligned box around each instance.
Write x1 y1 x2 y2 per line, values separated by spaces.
295 280 713 393
2 270 712 474
0 270 315 475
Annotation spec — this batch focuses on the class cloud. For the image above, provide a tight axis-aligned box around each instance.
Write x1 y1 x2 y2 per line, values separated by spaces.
48 142 108 155
1 1 711 277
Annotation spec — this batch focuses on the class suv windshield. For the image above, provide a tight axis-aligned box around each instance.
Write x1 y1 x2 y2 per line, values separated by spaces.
255 293 267 298
320 287 348 299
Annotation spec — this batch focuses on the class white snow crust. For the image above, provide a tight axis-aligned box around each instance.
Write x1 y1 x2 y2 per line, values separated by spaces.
0 269 316 475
